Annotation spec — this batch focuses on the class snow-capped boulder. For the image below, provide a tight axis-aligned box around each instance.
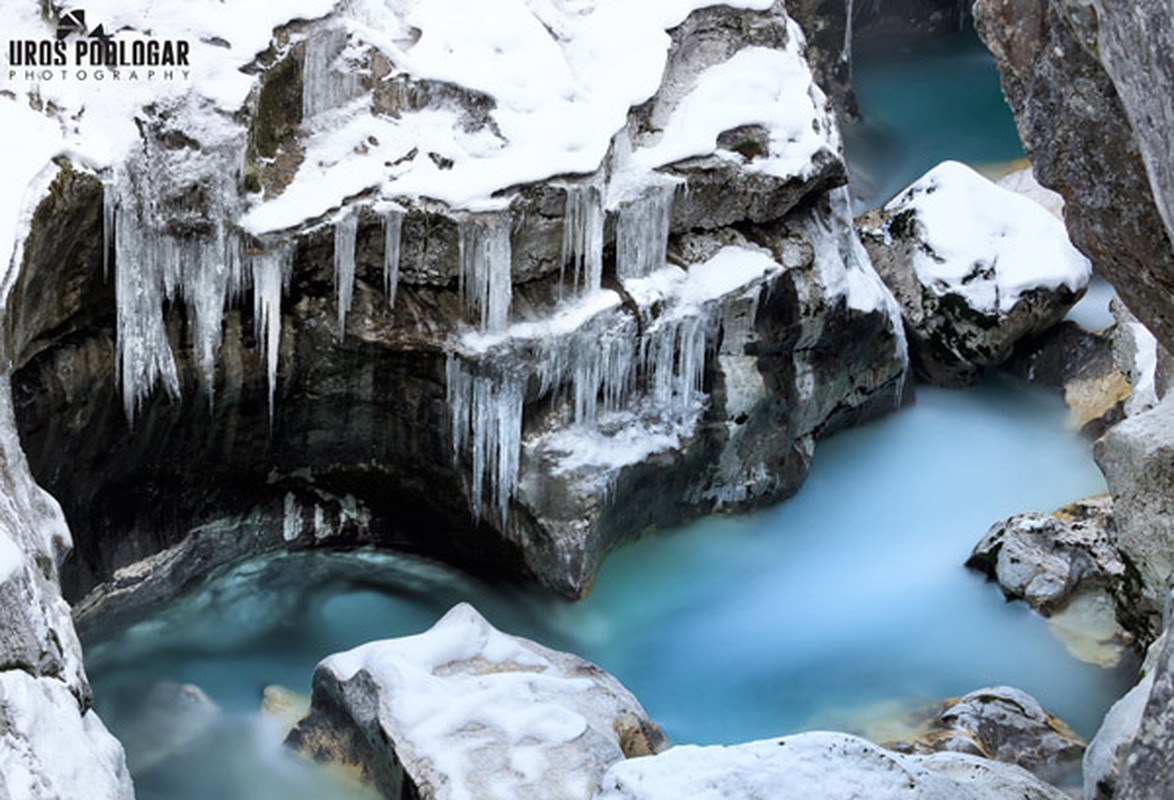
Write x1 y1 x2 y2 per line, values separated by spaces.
858 160 1090 386
287 603 667 799
889 686 1085 786
592 731 1069 800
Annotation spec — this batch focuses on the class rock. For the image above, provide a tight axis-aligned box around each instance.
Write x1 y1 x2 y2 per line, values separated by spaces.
1094 393 1174 643
887 686 1085 785
973 0 1174 356
287 603 668 799
0 671 133 800
783 0 857 120
996 166 1065 220
106 680 221 775
858 160 1089 386
592 731 1070 800
1084 660 1157 799
11 0 908 606
967 496 1123 615
1115 628 1174 800
1002 322 1129 435
1110 299 1174 418
853 0 973 39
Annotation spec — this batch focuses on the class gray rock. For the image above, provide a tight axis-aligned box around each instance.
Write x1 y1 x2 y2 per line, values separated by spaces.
1094 393 1174 643
888 686 1085 786
967 496 1124 616
786 0 857 120
593 731 1070 800
858 160 1089 386
1084 660 1156 800
974 0 1174 355
287 603 667 799
1115 628 1174 800
1110 299 1174 418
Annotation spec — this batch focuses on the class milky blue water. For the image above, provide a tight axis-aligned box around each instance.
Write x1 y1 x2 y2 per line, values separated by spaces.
847 29 1026 209
84 377 1137 799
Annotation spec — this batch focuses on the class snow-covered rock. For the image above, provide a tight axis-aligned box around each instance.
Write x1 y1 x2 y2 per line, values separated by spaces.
0 671 134 800
858 160 1090 386
8 0 907 604
888 686 1085 786
287 603 667 800
592 731 1069 800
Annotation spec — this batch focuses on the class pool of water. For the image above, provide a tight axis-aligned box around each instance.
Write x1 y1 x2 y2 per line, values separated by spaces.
846 28 1026 210
84 376 1137 799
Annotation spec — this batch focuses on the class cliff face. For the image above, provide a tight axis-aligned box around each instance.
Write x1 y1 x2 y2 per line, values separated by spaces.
7 1 906 624
974 0 1174 355
974 2 1174 796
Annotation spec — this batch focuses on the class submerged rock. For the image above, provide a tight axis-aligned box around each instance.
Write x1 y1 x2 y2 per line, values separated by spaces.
858 160 1089 386
593 731 1069 800
287 603 667 799
887 686 1085 786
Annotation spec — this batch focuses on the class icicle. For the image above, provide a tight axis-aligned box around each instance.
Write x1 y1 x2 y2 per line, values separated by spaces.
252 245 292 421
458 214 512 332
560 182 604 297
616 181 675 281
302 26 364 119
334 212 358 340
102 179 116 281
446 355 523 527
383 209 403 311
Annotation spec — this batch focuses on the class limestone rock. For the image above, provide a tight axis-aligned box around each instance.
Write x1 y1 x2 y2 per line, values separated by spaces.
1110 299 1174 419
1094 393 1174 643
287 603 668 800
0 671 133 800
967 496 1124 616
888 686 1085 785
1084 663 1156 800
858 160 1089 386
974 0 1174 355
592 731 1069 800
1002 322 1129 435
1115 629 1174 800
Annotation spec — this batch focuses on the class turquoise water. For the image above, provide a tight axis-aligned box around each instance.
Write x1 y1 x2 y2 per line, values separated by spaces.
847 29 1026 209
84 377 1137 799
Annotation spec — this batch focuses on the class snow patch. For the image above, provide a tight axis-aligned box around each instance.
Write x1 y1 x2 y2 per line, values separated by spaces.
885 161 1091 314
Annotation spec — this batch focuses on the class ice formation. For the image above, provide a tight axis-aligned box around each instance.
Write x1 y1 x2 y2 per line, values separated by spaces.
615 182 676 281
105 126 245 423
560 182 604 297
302 26 365 120
334 212 359 340
458 214 513 332
383 209 404 310
251 245 293 420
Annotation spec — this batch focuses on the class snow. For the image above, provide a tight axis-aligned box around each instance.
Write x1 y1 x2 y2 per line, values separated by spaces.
318 603 651 800
245 0 786 229
885 161 1092 314
0 672 134 800
593 732 1067 800
633 42 836 181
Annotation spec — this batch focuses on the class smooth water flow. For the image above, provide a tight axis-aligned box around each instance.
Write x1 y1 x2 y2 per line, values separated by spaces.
847 30 1025 209
84 378 1137 799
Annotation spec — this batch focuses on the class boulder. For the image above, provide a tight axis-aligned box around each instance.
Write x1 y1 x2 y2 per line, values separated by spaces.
287 603 668 800
1114 628 1174 800
0 671 133 800
967 496 1123 616
592 731 1069 800
1094 393 1174 642
974 0 1174 355
1110 299 1174 418
858 160 1089 386
887 686 1084 786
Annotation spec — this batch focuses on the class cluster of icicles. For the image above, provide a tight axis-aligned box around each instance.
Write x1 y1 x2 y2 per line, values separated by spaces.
102 24 727 528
